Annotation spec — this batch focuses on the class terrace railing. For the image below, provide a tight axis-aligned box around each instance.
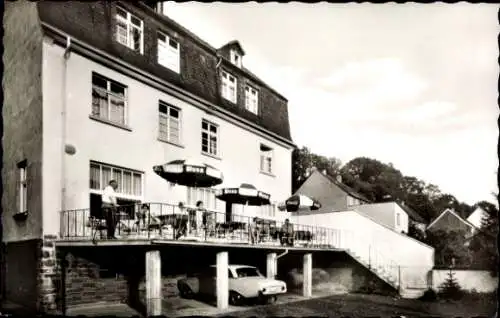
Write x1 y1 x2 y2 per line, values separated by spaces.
59 202 348 248
60 203 436 292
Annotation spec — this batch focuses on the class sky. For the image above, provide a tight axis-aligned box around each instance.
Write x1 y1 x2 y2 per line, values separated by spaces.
162 2 498 206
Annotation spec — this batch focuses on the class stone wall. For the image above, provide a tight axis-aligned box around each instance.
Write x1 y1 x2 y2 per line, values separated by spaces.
38 235 62 313
64 251 128 306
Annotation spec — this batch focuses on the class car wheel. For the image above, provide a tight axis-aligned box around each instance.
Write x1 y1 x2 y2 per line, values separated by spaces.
178 283 193 299
229 291 242 306
267 295 277 304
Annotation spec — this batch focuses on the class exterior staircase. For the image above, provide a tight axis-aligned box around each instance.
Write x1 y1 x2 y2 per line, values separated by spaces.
341 235 428 299
346 249 400 292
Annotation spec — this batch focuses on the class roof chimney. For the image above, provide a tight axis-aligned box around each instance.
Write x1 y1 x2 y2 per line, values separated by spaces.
336 175 342 183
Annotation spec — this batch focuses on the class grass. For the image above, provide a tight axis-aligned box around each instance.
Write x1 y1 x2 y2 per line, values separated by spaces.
213 292 497 318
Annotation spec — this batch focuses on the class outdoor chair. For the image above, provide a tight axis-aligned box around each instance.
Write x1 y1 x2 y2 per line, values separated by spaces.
88 216 107 241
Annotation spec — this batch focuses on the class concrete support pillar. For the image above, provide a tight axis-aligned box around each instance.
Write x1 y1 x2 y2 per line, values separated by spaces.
216 251 229 309
266 253 277 279
146 250 162 316
303 253 312 298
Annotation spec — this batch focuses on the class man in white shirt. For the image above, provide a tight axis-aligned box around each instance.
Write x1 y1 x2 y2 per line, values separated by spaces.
102 180 119 239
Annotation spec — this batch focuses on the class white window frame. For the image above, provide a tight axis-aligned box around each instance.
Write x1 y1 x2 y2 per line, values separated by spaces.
347 196 354 206
396 212 401 226
91 73 128 126
157 31 180 73
115 7 144 54
158 101 182 144
260 202 276 218
230 50 242 67
245 85 259 114
89 161 144 202
221 70 237 103
201 120 219 156
18 162 27 213
187 187 220 212
259 144 274 175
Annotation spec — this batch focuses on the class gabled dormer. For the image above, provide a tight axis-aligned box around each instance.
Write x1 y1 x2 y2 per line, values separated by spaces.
218 40 245 68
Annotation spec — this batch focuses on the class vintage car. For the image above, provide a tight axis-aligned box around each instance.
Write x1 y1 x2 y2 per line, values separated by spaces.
177 264 287 305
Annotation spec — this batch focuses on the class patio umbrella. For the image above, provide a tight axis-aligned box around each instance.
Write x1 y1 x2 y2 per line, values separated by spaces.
278 194 321 213
278 194 321 227
216 183 271 222
153 159 223 188
153 158 223 237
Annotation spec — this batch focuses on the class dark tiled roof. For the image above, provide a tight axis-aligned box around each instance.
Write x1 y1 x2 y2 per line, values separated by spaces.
219 40 246 55
36 1 292 143
397 202 426 223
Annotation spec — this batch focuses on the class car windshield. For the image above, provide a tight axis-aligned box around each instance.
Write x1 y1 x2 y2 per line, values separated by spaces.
235 267 261 278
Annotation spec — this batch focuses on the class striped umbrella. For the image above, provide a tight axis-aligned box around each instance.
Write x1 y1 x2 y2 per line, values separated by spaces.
216 183 271 206
216 183 271 222
153 159 223 188
278 194 321 212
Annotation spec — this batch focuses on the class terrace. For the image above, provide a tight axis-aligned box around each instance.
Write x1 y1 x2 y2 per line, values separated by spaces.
59 202 349 249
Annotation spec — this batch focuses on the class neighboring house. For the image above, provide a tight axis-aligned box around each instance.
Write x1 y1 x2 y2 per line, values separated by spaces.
293 168 371 214
466 207 488 229
3 1 295 312
353 202 417 234
399 202 428 233
426 208 477 236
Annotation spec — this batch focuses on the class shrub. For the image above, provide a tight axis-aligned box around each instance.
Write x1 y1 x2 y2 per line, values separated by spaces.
419 288 438 302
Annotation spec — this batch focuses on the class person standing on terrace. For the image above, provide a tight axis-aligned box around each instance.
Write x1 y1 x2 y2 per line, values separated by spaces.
102 179 119 239
280 219 294 246
250 217 260 244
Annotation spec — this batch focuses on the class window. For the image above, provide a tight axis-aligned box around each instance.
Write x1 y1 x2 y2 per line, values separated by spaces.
259 144 273 174
187 187 220 211
260 203 276 218
91 73 127 126
157 32 180 73
245 85 258 114
221 71 237 103
230 50 242 68
115 7 144 54
158 102 181 144
347 196 359 206
89 162 143 199
18 161 27 213
396 213 401 226
201 120 219 156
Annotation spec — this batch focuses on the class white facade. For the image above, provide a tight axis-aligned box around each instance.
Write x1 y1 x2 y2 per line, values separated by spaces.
42 39 293 235
290 210 433 268
353 202 410 233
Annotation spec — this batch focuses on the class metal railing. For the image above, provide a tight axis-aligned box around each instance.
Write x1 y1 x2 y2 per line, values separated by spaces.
60 202 348 248
59 202 434 292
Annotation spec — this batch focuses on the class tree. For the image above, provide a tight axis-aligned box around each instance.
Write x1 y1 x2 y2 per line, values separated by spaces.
438 268 463 300
425 230 472 267
291 146 313 193
291 146 342 193
468 200 498 275
408 222 426 242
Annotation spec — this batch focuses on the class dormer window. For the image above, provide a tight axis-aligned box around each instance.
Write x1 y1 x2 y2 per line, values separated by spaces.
115 7 144 54
230 50 242 68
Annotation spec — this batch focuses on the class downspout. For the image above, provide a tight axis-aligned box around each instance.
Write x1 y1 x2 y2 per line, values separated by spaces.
275 249 289 278
277 249 288 259
61 36 71 223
